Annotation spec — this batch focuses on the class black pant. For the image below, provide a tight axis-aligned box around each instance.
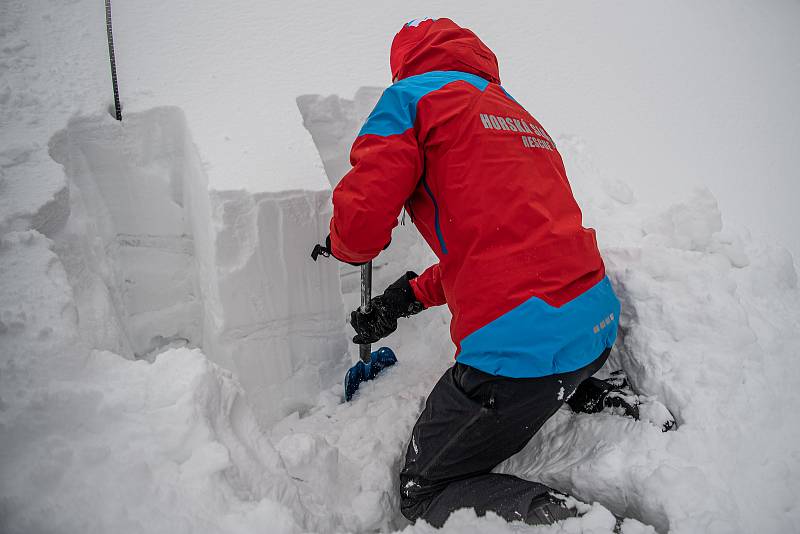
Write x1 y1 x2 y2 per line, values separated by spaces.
399 349 610 527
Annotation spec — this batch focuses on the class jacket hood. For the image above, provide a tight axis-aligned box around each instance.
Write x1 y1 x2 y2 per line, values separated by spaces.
390 18 500 84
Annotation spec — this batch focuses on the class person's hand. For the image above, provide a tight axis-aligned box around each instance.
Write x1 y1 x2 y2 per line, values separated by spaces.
350 272 424 344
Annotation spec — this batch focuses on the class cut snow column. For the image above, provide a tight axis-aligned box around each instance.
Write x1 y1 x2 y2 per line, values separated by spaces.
204 188 348 424
49 109 202 358
297 87 383 189
178 89 350 425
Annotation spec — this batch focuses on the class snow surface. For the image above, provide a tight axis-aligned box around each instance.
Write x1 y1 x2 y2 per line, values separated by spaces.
2 0 800 533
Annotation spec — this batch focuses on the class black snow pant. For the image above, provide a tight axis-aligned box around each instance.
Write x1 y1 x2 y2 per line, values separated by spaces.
399 348 610 527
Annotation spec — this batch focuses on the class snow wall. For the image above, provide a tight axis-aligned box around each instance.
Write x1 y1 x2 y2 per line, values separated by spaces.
47 107 348 426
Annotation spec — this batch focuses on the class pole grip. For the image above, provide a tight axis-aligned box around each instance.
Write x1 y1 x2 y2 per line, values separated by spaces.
359 261 372 363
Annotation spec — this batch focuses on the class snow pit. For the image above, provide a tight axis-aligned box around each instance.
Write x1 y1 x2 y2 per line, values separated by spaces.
48 107 348 426
3 103 798 533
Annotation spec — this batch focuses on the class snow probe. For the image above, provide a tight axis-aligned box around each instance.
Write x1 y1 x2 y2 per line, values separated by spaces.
104 0 122 121
311 245 398 401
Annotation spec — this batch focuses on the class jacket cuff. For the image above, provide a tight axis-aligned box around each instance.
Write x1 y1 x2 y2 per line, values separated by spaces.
326 235 369 266
328 229 391 266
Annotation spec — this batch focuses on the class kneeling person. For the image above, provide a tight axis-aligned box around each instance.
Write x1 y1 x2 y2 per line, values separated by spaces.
325 17 629 527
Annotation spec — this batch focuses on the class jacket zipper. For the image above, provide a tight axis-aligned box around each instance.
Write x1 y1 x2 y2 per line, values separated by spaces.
421 177 448 254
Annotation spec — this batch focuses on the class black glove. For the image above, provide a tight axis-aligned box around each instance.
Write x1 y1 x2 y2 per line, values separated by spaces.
350 271 424 344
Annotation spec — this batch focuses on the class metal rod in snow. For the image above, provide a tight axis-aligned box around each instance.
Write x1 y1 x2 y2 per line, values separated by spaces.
104 0 122 121
359 261 372 363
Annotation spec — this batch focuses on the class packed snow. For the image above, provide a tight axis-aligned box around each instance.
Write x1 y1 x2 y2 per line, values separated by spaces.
2 1 799 533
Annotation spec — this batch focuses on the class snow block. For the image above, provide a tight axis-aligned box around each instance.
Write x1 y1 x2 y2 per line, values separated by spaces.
204 187 348 424
48 107 348 426
49 109 202 358
297 87 383 188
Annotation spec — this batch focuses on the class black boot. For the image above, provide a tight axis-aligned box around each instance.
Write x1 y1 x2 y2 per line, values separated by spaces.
567 370 676 432
525 491 579 525
567 371 639 418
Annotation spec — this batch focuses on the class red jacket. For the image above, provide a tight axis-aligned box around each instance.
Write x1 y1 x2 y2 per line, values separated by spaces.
329 18 619 377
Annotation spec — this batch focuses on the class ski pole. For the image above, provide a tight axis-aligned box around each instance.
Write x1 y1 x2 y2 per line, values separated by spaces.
359 261 372 363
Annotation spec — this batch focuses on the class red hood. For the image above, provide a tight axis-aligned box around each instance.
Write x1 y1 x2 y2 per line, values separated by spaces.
390 18 500 84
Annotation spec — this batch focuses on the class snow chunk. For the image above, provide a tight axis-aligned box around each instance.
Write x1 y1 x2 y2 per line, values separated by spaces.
642 187 722 252
0 344 306 533
297 87 383 188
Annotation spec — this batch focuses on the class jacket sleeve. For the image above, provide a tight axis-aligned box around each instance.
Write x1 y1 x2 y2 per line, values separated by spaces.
409 263 446 308
329 86 424 264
